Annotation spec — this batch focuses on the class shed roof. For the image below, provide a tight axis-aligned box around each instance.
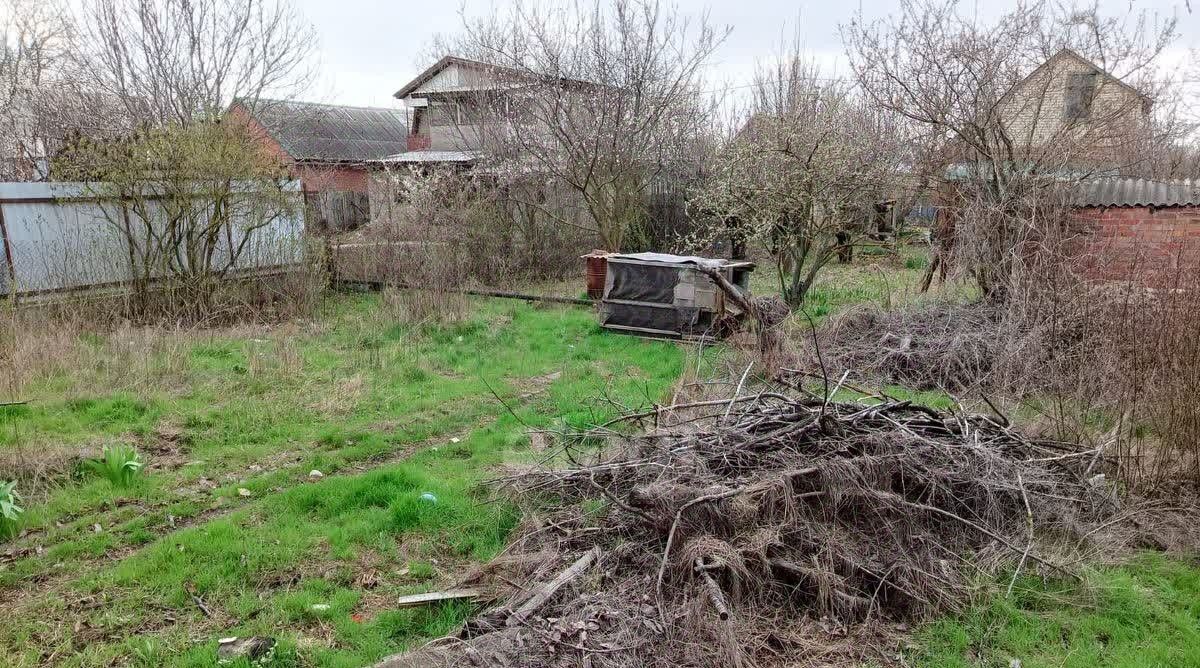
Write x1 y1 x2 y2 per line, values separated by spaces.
609 252 736 269
379 150 481 164
1075 178 1200 208
235 98 409 164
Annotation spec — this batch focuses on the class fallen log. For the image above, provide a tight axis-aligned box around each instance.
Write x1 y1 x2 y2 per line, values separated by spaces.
506 546 601 627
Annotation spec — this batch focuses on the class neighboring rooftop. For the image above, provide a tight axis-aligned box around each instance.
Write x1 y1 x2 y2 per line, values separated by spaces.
380 150 482 164
394 54 603 101
1076 177 1200 208
234 98 409 164
393 55 510 100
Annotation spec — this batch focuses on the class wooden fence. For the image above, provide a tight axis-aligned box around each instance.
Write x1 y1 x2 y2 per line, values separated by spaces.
307 190 369 232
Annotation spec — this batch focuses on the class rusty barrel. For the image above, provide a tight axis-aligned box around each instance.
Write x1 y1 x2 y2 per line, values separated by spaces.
582 251 609 300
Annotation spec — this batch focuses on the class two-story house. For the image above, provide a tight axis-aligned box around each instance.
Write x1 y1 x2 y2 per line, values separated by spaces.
387 55 601 167
389 56 507 165
997 48 1151 161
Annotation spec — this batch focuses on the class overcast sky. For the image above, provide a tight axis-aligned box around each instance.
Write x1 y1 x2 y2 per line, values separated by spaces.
297 0 1200 109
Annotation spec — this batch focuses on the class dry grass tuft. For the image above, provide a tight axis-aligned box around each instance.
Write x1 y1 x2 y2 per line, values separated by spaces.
382 287 469 326
310 374 367 417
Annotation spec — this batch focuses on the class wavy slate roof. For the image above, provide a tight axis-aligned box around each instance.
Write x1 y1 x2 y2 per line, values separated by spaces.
381 150 481 163
1076 178 1200 208
237 98 409 163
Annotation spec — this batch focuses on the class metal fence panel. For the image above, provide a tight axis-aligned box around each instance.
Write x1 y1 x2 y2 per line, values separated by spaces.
0 181 305 297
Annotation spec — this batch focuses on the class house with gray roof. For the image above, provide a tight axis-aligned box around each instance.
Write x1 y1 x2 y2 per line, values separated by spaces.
229 98 409 193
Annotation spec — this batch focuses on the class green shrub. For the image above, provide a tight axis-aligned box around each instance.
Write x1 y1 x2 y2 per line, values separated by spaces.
82 445 145 487
1 480 23 539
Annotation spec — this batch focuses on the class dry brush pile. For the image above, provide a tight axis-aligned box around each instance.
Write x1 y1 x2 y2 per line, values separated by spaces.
378 389 1124 668
813 267 1200 488
813 302 1006 392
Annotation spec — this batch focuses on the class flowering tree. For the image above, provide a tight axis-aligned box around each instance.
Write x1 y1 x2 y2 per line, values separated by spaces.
692 58 907 306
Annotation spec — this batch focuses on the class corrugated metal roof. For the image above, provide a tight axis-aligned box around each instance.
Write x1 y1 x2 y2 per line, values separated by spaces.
1075 178 1200 208
381 150 481 163
239 98 408 163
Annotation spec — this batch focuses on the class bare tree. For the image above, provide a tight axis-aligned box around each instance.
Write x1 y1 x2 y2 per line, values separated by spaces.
843 0 1190 298
434 0 727 251
48 0 319 320
78 0 317 125
0 0 79 180
691 53 909 306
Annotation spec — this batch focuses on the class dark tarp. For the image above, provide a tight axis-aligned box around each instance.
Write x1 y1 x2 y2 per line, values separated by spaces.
605 261 679 304
600 302 710 336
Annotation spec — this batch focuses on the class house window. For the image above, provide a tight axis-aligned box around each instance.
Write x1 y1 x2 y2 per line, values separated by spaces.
1064 71 1099 121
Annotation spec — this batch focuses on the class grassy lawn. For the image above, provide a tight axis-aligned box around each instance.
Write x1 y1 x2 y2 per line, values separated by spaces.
750 242 957 319
0 294 684 667
916 554 1200 668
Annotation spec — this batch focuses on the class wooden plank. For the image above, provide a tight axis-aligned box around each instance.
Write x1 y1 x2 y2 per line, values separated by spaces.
600 298 676 308
395 588 481 608
599 323 682 337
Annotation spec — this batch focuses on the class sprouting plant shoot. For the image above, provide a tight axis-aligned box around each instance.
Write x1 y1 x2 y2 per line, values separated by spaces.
1 480 23 539
83 445 145 487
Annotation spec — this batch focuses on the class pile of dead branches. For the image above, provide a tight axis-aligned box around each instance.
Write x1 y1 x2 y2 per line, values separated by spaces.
377 390 1119 668
814 302 1006 391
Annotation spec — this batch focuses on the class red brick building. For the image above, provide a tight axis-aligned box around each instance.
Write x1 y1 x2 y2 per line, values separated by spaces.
227 99 409 194
1071 178 1200 286
228 99 410 231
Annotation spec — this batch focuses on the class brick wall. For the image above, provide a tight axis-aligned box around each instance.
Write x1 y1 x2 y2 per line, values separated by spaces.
295 164 369 193
1070 206 1200 286
227 102 370 194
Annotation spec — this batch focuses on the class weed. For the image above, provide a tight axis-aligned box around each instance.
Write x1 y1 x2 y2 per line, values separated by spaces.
1 480 22 539
129 637 166 667
82 445 145 487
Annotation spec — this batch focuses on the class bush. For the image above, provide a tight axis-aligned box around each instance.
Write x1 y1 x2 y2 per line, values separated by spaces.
52 122 323 324
816 241 1200 491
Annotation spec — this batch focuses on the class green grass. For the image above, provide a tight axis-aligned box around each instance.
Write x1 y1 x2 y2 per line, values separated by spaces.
915 553 1200 668
0 294 684 667
749 243 971 321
